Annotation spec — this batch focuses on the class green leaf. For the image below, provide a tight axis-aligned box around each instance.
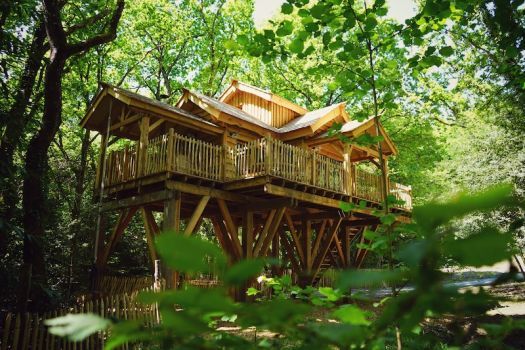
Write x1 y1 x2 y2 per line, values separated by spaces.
443 227 514 267
276 20 293 37
45 313 111 341
340 201 355 212
224 258 273 286
337 269 404 290
289 38 304 54
155 232 227 273
281 3 293 14
319 287 342 301
439 46 454 57
247 287 260 296
333 305 370 325
236 34 249 46
413 184 516 231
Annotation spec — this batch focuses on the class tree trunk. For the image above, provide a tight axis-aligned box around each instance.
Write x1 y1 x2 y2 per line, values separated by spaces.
19 51 66 312
0 22 46 253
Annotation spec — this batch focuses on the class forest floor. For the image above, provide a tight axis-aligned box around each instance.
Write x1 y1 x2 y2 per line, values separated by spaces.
217 280 525 348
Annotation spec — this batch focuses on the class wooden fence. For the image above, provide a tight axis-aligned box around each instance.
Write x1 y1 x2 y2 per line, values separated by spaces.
99 275 156 296
0 291 159 350
101 132 412 210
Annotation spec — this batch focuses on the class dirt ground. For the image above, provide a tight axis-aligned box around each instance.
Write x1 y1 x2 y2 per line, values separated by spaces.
422 282 525 349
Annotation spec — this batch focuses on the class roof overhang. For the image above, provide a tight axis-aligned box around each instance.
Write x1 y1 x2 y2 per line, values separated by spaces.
80 83 223 138
307 117 398 156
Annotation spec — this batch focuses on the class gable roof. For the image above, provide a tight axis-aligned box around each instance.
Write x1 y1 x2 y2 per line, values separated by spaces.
278 103 346 133
219 80 308 115
312 116 398 155
80 83 220 135
178 90 279 135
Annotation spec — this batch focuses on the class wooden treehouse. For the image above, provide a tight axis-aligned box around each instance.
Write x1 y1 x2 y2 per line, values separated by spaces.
81 80 412 289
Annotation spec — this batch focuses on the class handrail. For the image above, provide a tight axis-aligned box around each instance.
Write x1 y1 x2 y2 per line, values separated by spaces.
101 133 412 210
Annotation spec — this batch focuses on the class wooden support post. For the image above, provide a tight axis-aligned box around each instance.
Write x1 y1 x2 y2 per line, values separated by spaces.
163 192 182 289
343 144 353 195
242 211 254 259
183 195 210 236
164 192 181 233
271 232 281 276
137 115 150 177
302 218 312 271
95 133 107 190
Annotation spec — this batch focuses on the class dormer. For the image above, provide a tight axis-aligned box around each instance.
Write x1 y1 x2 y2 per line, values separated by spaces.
219 80 308 128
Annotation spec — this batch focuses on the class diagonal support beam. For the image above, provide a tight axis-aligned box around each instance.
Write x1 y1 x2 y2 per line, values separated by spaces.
311 219 327 262
253 210 276 256
258 207 287 257
184 195 210 236
217 199 242 258
141 208 159 266
279 230 301 273
97 207 138 267
211 217 238 261
284 212 305 265
311 218 343 281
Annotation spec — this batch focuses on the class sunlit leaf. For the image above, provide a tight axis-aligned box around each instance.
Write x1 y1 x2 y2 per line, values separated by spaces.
45 313 111 341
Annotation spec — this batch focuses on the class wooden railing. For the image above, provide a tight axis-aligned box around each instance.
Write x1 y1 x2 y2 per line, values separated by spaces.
101 133 412 210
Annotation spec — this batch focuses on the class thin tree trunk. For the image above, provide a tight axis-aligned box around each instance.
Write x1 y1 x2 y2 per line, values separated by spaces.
0 21 46 236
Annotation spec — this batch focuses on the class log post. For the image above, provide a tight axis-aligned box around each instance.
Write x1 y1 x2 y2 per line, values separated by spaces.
163 191 181 289
166 128 174 172
343 144 352 195
137 115 150 177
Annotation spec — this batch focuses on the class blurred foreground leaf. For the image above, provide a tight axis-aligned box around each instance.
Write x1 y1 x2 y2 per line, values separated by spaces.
45 313 111 341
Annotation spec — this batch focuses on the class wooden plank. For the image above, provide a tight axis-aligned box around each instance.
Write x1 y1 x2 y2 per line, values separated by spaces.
183 196 210 236
216 199 243 258
264 184 342 209
109 114 141 132
101 189 172 212
166 180 261 203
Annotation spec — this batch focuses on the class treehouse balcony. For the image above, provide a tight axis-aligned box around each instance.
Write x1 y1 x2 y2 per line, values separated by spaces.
99 131 412 211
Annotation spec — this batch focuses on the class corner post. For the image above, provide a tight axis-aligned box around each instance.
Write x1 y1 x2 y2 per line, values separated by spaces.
166 128 174 172
137 115 150 177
